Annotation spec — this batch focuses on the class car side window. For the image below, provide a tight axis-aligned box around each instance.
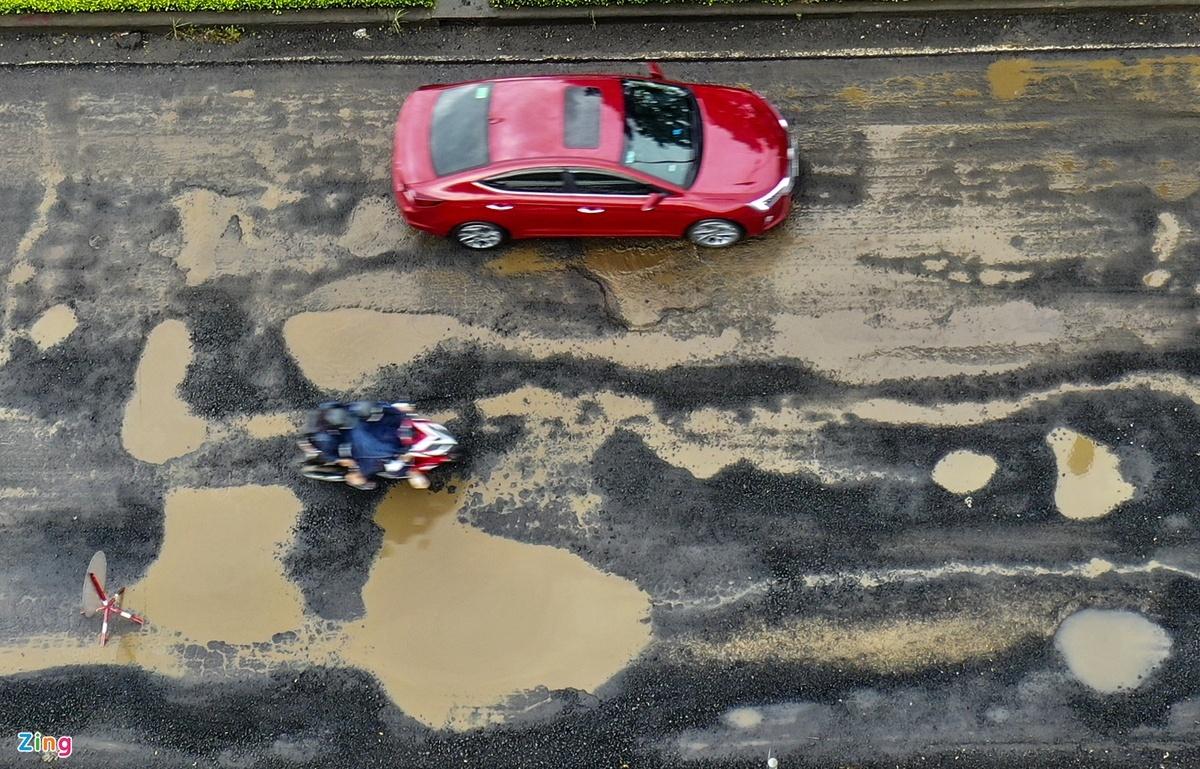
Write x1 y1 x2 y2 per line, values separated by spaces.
569 170 657 196
479 170 567 193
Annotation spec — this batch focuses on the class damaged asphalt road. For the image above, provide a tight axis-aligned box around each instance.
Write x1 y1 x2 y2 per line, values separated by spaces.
0 40 1199 769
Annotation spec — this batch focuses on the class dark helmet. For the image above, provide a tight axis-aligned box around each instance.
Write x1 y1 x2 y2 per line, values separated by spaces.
348 400 386 422
322 406 353 430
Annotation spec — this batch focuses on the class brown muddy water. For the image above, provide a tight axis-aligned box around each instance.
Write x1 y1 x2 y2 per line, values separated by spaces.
1054 609 1172 692
341 485 652 730
579 238 778 328
768 301 1065 385
475 386 882 490
9 262 35 285
484 244 565 277
129 485 307 645
681 610 1058 673
283 309 740 390
27 304 77 350
120 319 209 464
173 188 259 286
338 195 415 259
1045 428 1134 520
930 450 998 495
0 630 186 680
0 483 652 731
0 485 312 679
988 55 1200 102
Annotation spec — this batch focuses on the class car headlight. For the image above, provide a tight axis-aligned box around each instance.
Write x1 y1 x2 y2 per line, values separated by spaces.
748 175 793 212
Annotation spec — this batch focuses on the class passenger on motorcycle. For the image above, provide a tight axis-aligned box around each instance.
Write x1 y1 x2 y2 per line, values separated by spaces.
299 401 354 463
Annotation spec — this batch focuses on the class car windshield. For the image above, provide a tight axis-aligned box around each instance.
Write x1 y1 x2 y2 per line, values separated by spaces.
620 80 700 188
430 83 493 177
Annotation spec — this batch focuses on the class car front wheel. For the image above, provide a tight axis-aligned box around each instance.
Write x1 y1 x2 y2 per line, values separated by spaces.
452 222 507 251
686 219 743 248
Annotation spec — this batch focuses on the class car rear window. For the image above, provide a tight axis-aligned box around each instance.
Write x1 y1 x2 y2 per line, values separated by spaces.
430 83 493 177
481 170 567 193
621 80 700 188
564 86 602 149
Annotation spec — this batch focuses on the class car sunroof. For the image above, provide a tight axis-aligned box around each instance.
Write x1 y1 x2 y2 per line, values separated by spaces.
563 86 602 150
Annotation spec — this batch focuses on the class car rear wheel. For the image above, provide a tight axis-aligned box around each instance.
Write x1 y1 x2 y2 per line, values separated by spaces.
686 219 743 248
453 222 507 251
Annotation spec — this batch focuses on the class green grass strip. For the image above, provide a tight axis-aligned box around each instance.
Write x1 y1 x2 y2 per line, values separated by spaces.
0 0 427 13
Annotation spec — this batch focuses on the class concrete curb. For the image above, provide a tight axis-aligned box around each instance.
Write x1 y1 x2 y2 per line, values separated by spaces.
1 0 1198 30
7 37 1200 65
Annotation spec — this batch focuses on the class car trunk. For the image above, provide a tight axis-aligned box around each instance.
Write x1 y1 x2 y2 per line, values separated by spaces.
393 89 441 191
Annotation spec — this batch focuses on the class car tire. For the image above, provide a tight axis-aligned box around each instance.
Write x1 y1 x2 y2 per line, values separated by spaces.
686 219 744 248
452 221 508 251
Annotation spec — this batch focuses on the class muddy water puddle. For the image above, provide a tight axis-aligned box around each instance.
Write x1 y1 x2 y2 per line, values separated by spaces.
9 262 35 284
988 55 1200 102
173 188 260 286
1046 428 1134 520
283 309 456 388
1055 609 1171 692
129 485 307 645
171 189 402 285
0 631 186 679
834 73 987 108
474 387 875 515
0 486 311 679
0 459 652 726
484 244 565 276
850 373 1200 427
338 195 415 258
579 239 777 328
769 301 1065 384
28 304 77 350
121 319 209 464
283 309 740 390
341 485 652 730
682 609 1057 672
931 450 997 495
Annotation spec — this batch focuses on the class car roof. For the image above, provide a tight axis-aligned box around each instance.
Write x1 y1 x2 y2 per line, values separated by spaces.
432 75 630 167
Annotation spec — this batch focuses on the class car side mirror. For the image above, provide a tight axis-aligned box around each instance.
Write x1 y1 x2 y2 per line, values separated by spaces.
642 192 666 211
647 61 665 80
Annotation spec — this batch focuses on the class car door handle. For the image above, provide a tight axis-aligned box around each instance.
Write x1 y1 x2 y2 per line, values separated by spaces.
577 207 605 214
486 204 514 211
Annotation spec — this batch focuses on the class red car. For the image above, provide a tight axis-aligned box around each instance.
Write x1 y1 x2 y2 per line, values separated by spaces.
392 64 796 250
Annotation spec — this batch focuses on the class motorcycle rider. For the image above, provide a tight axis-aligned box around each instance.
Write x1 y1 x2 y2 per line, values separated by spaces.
303 400 419 491
344 401 410 490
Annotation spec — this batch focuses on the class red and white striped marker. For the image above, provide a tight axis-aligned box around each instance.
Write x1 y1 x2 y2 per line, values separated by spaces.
81 551 146 646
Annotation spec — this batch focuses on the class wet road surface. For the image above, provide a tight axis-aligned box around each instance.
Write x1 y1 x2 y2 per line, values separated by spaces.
0 47 1199 768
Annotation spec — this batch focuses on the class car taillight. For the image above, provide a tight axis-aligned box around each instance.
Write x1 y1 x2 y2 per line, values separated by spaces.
410 193 442 208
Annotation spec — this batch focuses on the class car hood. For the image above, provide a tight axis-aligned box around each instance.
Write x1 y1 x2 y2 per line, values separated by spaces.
687 84 789 197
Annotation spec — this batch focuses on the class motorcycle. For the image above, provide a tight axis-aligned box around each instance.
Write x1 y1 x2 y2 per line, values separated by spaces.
299 402 458 490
